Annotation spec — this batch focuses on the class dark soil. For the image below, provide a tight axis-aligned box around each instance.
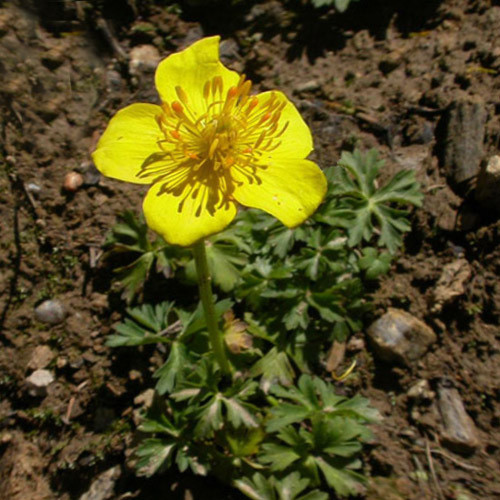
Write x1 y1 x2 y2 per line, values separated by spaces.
1 0 499 499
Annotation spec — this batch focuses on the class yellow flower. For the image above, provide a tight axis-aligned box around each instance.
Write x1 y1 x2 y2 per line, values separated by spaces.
92 36 327 246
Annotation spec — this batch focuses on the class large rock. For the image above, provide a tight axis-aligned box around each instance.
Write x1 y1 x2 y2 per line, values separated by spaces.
367 308 437 366
441 98 486 188
437 381 479 455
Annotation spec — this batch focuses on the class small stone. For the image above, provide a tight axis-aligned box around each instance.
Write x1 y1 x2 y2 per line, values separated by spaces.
79 465 121 500
105 69 123 92
366 308 437 366
129 44 160 76
25 369 54 397
129 369 142 382
27 345 54 371
63 171 84 192
294 79 320 94
81 161 101 186
41 48 64 70
56 357 68 369
437 381 479 455
34 299 66 325
440 97 486 189
432 258 471 312
407 379 435 400
476 156 500 213
26 182 42 195
346 336 365 352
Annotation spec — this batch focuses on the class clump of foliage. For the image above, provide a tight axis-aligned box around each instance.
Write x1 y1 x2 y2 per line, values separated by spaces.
104 149 422 497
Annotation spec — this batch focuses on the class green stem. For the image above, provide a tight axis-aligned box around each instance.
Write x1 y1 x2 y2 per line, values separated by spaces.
192 239 231 375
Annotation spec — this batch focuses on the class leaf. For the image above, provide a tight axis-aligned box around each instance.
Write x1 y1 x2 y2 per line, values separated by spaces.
250 347 295 393
136 438 176 477
154 341 189 394
357 247 392 279
223 396 259 429
259 443 301 471
234 473 277 500
107 302 176 347
193 394 224 438
328 149 423 253
115 252 155 303
315 457 365 496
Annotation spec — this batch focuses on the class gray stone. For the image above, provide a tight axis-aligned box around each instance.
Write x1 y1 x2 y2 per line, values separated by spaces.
34 299 66 325
475 155 500 213
25 369 54 397
441 98 486 187
129 44 160 76
79 465 121 500
437 381 479 455
27 345 54 371
366 308 437 365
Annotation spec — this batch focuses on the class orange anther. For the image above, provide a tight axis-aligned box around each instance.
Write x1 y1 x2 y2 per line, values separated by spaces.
242 147 253 154
188 153 199 160
171 130 181 140
227 87 238 99
260 112 271 124
249 97 259 110
171 101 184 115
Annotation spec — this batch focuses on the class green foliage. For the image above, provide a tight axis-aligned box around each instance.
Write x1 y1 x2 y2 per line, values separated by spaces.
105 149 421 498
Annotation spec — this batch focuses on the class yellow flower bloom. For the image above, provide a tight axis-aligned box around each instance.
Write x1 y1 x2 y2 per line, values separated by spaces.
92 36 327 246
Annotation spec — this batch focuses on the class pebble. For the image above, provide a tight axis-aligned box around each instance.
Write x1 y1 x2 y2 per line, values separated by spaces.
475 155 500 213
129 44 160 75
26 182 42 195
34 299 66 325
80 161 101 186
27 345 54 371
79 465 121 500
441 97 486 189
366 308 437 366
25 369 54 397
437 381 479 455
432 258 471 313
407 379 435 400
294 79 320 94
63 171 84 192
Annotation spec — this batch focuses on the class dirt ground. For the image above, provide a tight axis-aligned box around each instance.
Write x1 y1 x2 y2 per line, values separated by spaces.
0 0 499 498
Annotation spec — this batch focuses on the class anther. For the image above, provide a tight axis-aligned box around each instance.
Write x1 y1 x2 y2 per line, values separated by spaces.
203 80 210 100
171 101 184 116
175 86 189 105
209 138 219 159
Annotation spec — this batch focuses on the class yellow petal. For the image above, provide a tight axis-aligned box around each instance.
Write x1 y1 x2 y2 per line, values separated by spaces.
232 159 327 227
155 36 240 116
143 179 238 247
92 103 164 184
255 91 313 159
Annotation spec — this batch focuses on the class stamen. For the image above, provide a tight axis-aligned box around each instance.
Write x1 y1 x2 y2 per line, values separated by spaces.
171 101 184 116
175 86 189 105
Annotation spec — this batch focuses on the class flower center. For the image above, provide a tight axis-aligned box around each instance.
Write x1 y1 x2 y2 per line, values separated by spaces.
136 75 289 216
